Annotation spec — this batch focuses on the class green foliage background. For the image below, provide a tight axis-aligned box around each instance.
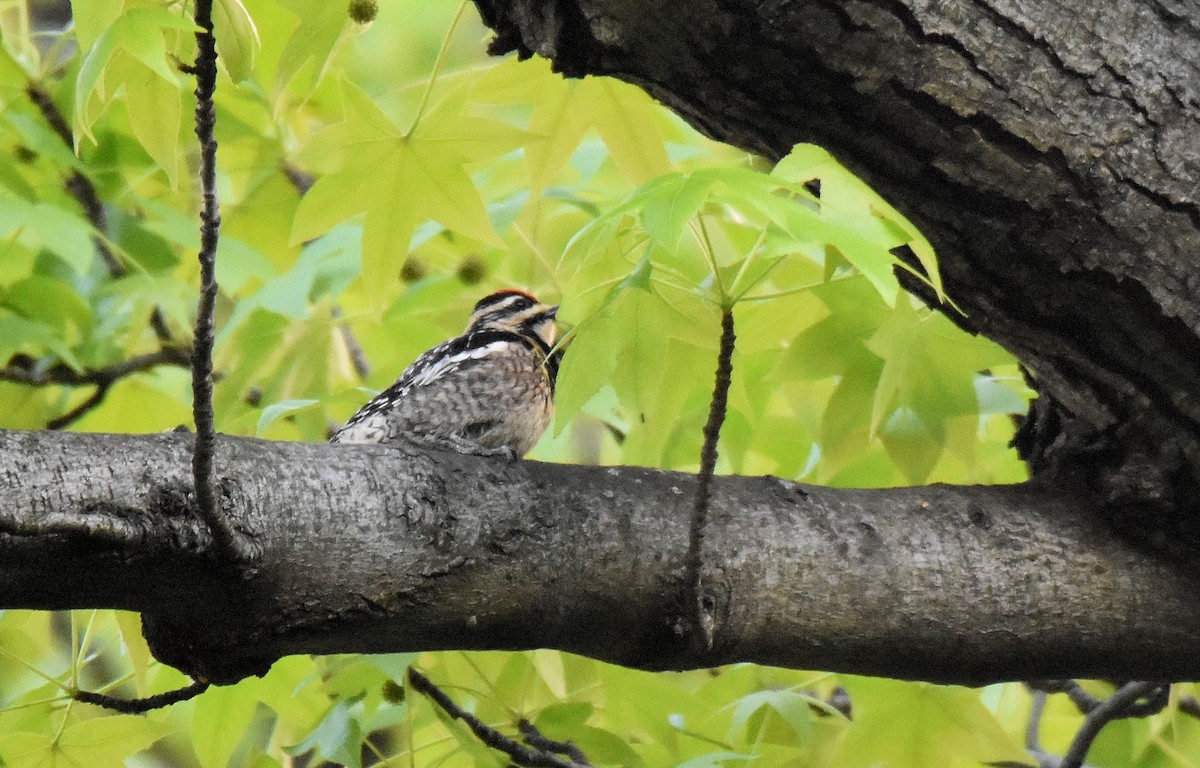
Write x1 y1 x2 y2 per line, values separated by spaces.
0 0 1195 766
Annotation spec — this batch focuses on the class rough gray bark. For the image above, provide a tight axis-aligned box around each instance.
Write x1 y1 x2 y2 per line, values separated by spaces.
473 0 1200 544
2 429 1199 685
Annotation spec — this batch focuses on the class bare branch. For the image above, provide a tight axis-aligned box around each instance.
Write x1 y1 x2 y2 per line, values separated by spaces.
1030 680 1169 718
685 308 735 652
1060 682 1165 768
0 348 191 388
517 720 592 766
0 348 190 430
75 680 210 713
408 668 591 768
186 0 243 560
46 383 112 430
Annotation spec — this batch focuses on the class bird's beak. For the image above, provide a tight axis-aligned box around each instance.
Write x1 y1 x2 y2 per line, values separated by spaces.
547 305 558 318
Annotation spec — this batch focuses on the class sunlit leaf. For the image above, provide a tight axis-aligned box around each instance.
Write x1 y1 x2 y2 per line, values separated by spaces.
285 699 364 768
214 0 262 83
275 0 349 93
837 678 1027 767
257 398 320 436
193 681 262 768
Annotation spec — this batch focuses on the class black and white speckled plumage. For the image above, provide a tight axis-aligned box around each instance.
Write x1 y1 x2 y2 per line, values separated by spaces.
331 291 558 456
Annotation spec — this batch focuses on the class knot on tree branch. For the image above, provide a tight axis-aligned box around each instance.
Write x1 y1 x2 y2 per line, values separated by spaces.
141 613 275 685
1012 372 1200 561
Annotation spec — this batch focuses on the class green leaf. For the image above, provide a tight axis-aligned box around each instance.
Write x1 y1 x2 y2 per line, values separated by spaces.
0 314 82 371
193 680 262 768
2 276 92 336
275 0 349 93
727 689 814 744
214 0 262 83
286 699 363 768
0 196 96 276
637 173 715 252
478 57 670 189
293 78 515 309
113 611 152 696
866 296 1013 437
55 715 170 765
256 399 320 436
837 678 1027 767
0 732 54 768
771 143 841 184
774 142 943 295
73 7 191 152
119 56 183 188
879 407 943 484
676 752 756 768
69 0 125 50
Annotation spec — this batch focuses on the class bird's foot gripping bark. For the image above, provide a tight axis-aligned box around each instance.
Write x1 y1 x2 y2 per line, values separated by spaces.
420 433 520 461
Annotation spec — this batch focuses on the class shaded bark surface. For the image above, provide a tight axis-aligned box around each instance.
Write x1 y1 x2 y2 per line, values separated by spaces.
2 430 1199 685
473 0 1200 541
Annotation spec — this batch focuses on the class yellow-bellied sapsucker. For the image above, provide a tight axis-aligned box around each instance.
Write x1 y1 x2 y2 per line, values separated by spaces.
331 290 559 457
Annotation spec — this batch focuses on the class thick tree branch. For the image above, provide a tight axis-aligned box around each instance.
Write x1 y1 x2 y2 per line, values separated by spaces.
470 0 1200 532
1 430 1199 686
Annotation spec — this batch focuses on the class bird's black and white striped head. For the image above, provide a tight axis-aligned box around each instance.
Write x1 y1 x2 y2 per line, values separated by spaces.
467 290 557 348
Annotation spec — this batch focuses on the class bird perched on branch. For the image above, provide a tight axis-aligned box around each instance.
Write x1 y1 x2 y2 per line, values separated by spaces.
331 290 559 457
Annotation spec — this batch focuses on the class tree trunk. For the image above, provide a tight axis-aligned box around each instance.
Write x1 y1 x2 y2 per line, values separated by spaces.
2 430 1199 684
474 0 1200 545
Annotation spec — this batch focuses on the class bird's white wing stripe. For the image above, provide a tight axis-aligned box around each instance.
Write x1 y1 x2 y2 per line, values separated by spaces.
407 341 514 387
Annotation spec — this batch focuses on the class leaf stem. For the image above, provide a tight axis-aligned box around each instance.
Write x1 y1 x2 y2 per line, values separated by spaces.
727 224 770 299
690 215 726 301
406 0 469 137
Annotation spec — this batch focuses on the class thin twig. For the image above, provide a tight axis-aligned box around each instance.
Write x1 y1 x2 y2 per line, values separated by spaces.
25 83 174 342
1026 689 1047 753
46 382 112 430
75 680 210 713
517 720 592 766
22 85 123 275
408 668 591 768
684 309 736 652
188 0 240 559
1060 682 1165 768
0 348 190 430
0 348 191 387
1030 679 1169 718
281 161 314 194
